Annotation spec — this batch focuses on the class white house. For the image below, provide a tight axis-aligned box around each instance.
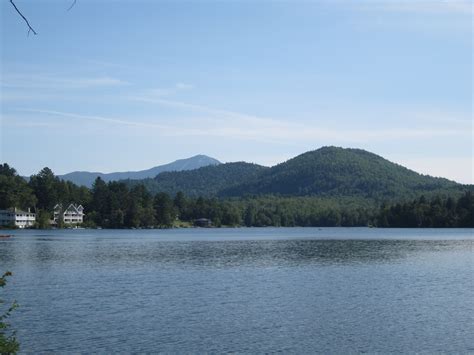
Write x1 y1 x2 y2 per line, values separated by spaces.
0 208 36 228
53 203 84 225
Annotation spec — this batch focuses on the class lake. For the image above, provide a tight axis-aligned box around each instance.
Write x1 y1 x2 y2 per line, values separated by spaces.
1 228 473 353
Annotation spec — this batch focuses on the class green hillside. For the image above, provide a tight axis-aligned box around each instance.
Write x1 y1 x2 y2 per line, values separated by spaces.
1 156 472 229
221 147 465 200
123 147 469 202
125 162 268 197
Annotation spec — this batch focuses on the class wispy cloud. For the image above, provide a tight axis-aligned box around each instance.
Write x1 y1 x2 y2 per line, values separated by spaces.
127 95 473 139
0 93 58 102
138 83 195 98
175 83 194 90
353 0 473 15
1 74 129 90
345 0 473 34
386 0 472 15
128 95 275 123
13 109 170 130
11 106 472 145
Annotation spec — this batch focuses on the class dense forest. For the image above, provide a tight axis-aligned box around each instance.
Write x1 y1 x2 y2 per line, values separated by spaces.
377 194 473 228
125 162 268 198
124 147 467 201
221 147 464 199
1 163 472 228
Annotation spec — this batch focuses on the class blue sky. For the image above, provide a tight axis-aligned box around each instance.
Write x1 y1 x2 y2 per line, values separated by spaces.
1 0 472 183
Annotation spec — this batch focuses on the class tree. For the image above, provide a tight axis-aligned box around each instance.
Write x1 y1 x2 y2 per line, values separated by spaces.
89 177 109 225
129 185 155 228
457 191 474 227
0 164 37 210
9 0 77 36
221 204 242 226
36 210 52 229
243 203 257 227
110 209 125 228
154 193 175 228
29 167 59 212
0 272 19 354
8 0 37 35
173 191 187 219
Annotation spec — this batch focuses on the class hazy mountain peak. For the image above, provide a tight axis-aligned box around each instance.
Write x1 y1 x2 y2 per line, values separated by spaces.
58 155 221 187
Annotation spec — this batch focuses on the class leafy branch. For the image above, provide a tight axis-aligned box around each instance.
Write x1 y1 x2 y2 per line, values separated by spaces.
0 271 19 354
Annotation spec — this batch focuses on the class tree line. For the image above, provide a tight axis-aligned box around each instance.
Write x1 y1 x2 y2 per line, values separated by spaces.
0 163 472 228
377 194 473 228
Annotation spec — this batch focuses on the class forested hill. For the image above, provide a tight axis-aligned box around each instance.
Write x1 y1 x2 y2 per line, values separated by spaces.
58 155 220 187
126 147 468 201
124 162 269 197
221 147 464 199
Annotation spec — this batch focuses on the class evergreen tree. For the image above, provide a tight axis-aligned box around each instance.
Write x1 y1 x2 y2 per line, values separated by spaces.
29 167 59 211
0 163 36 210
154 193 175 227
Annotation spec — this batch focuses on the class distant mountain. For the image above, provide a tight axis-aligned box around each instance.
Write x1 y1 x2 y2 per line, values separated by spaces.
221 147 464 199
126 147 468 201
125 162 268 197
59 155 221 187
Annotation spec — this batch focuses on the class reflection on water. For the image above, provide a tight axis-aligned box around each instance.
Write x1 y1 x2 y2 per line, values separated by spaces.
1 237 471 268
0 228 473 353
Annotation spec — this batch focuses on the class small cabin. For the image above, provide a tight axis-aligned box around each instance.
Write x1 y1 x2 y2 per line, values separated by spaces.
194 218 212 227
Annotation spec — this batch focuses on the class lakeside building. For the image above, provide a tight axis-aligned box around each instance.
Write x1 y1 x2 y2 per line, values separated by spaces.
0 208 36 228
53 203 84 225
194 218 212 227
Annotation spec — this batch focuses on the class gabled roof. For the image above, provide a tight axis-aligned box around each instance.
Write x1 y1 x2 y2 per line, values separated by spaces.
55 203 84 215
64 204 77 213
0 208 34 214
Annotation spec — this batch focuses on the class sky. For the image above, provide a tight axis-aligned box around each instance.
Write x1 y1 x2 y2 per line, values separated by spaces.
0 0 472 183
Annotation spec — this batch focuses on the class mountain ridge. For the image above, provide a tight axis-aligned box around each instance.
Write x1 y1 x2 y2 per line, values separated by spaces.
58 154 221 187
125 162 268 198
220 146 462 199
124 147 469 201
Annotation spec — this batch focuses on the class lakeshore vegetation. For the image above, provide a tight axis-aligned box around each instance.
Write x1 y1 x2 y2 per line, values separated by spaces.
0 272 19 354
1 148 473 228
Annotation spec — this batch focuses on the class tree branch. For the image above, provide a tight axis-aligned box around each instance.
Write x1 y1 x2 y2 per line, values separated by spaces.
67 0 76 12
9 0 37 35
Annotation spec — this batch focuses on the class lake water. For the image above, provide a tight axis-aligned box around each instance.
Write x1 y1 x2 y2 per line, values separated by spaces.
1 228 473 353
